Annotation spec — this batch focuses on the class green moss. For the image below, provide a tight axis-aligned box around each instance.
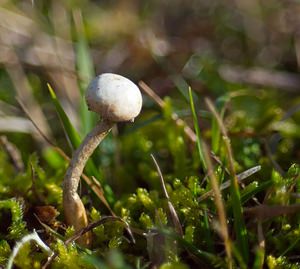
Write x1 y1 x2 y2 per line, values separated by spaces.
0 198 27 240
52 241 94 269
267 255 300 269
0 240 11 266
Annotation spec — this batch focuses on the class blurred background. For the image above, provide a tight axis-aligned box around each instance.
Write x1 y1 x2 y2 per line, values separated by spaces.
0 0 299 187
1 2 300 267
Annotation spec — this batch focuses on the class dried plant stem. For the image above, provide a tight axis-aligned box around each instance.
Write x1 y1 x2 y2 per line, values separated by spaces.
205 97 249 263
63 120 113 246
139 81 197 142
0 135 24 172
205 98 240 195
150 154 183 236
4 49 51 143
202 142 232 268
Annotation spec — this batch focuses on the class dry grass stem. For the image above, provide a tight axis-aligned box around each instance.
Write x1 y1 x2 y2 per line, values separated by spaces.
0 135 24 172
139 81 197 142
202 142 232 268
205 98 239 188
151 154 183 236
3 49 51 142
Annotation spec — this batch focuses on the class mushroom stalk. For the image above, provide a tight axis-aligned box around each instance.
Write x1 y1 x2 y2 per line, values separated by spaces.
63 120 113 246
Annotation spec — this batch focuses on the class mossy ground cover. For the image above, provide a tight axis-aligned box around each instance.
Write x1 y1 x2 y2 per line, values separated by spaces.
0 1 300 268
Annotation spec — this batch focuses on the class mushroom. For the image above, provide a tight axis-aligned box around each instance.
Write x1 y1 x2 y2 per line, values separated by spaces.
63 73 142 246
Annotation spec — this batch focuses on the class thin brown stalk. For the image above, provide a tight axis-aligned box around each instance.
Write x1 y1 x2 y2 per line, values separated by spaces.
0 135 24 172
3 49 51 143
139 81 197 142
151 154 183 236
202 142 232 268
205 98 239 188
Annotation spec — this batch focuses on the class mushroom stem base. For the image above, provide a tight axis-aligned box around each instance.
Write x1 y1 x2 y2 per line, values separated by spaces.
63 192 91 246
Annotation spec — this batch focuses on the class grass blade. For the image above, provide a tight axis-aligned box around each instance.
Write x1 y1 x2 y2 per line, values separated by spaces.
73 9 96 136
188 87 206 171
211 95 229 154
203 208 214 253
47 83 81 149
172 75 199 104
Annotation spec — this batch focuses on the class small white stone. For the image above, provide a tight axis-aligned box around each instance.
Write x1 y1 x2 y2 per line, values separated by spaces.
86 73 142 122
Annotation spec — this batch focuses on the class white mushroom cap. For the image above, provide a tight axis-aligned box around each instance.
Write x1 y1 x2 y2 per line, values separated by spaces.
85 73 143 122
